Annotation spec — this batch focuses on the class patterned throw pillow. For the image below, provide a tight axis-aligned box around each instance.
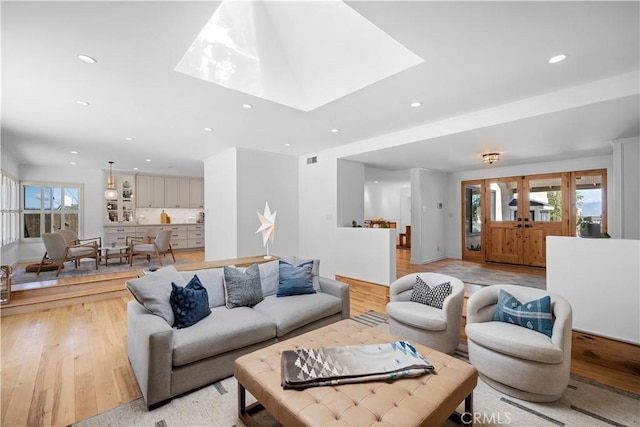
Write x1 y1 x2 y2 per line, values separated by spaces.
410 276 452 309
170 275 211 329
493 289 553 337
223 264 264 308
277 260 317 297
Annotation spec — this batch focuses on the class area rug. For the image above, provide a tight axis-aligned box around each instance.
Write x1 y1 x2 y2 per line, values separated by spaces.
11 257 189 285
74 313 639 427
433 264 546 289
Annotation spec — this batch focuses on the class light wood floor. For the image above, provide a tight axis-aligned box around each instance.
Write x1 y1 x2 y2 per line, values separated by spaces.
1 250 638 427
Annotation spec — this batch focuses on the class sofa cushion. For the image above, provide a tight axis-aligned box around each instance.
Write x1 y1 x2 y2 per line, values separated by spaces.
386 301 447 331
277 260 316 297
170 276 211 329
172 306 276 367
280 257 320 291
187 268 226 308
493 289 553 337
223 264 264 308
259 260 280 297
125 266 186 325
253 293 342 336
410 276 451 309
465 321 564 364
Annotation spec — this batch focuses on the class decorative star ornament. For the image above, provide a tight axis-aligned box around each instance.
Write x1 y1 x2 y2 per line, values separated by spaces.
256 202 277 247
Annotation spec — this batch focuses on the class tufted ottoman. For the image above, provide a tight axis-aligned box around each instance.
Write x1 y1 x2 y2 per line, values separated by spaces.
234 319 477 426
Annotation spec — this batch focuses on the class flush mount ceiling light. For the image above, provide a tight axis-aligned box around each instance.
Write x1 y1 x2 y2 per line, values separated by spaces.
549 54 568 64
482 153 500 165
104 161 118 200
77 54 97 64
175 0 423 112
75 100 90 106
410 101 423 108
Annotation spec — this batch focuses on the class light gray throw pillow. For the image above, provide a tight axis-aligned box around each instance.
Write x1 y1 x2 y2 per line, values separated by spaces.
223 264 264 309
259 260 280 297
125 265 186 325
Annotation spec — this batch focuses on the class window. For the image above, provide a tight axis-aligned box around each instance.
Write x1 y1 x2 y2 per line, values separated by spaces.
22 183 82 239
1 171 20 246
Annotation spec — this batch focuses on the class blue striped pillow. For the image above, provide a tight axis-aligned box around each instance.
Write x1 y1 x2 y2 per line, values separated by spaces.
493 289 553 337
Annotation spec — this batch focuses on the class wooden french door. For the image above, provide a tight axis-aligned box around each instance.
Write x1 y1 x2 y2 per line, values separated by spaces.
484 173 570 267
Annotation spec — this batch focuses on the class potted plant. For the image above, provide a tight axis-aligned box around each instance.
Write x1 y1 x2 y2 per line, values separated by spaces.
577 216 601 238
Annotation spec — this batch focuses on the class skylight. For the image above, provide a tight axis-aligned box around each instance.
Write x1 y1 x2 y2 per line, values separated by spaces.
175 0 423 112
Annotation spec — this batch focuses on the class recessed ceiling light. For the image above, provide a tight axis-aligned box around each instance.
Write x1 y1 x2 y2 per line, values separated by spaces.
410 101 423 108
70 161 76 165
331 128 340 133
133 167 139 171
204 127 213 132
242 103 253 109
374 181 379 184
70 150 78 154
549 54 568 64
75 100 90 106
77 54 97 64
284 143 291 147
145 159 151 162
124 137 133 141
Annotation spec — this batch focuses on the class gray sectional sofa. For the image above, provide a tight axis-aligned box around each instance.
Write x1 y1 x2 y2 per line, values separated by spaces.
126 259 350 409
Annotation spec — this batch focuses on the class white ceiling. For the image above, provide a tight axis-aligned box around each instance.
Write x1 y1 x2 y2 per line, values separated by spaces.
2 1 639 178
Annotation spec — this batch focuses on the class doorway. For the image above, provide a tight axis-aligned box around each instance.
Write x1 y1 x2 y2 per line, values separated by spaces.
461 169 607 267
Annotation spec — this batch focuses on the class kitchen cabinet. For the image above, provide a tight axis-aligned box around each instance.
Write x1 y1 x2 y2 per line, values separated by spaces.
137 175 165 208
165 177 190 208
189 178 204 208
187 224 205 248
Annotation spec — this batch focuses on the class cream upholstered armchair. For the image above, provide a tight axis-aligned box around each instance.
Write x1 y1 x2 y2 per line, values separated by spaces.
38 233 99 276
386 272 465 354
129 229 175 266
465 284 572 402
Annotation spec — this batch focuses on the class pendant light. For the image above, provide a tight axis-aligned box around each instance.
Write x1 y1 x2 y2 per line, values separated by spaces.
104 161 118 200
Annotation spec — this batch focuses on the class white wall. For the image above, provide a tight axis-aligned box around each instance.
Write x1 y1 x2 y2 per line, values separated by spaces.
204 148 299 261
547 236 640 344
204 148 238 260
364 181 410 232
335 228 396 285
612 137 639 239
446 155 614 259
336 159 364 227
411 168 447 264
236 149 298 258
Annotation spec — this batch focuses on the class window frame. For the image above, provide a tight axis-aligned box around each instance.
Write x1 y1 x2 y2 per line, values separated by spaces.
21 181 85 241
1 170 20 247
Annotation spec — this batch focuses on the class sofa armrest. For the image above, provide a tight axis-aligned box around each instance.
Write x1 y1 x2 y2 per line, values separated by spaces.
127 300 174 408
319 276 350 319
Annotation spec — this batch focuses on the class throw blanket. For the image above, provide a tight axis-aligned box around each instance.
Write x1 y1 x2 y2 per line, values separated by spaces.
281 341 434 390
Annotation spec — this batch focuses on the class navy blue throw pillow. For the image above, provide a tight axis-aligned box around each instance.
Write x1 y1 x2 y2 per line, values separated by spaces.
170 275 211 329
277 260 316 297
